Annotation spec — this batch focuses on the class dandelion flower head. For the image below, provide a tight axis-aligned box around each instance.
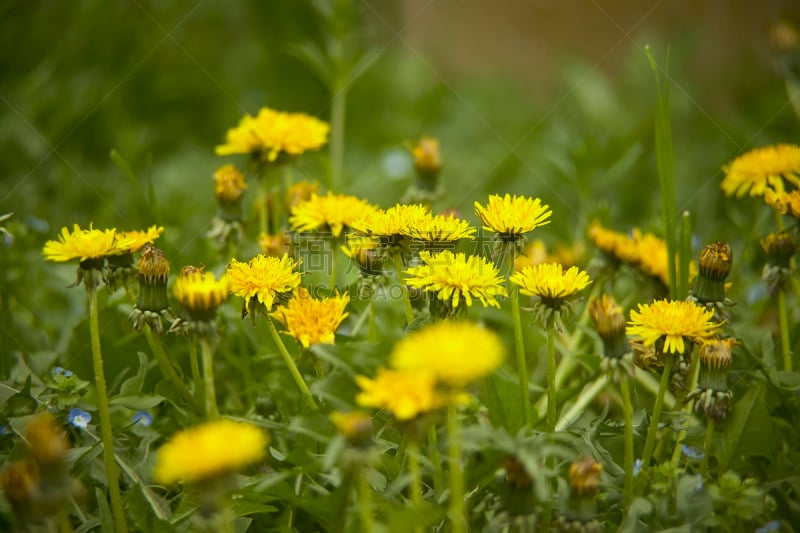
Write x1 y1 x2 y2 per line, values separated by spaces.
350 203 430 242
474 194 551 240
289 192 376 237
511 263 592 302
405 212 476 243
405 250 508 309
113 225 165 255
721 143 800 198
271 287 349 348
627 299 720 355
765 188 800 219
390 321 504 387
43 224 117 263
172 268 229 319
356 368 449 420
154 419 268 485
226 254 302 312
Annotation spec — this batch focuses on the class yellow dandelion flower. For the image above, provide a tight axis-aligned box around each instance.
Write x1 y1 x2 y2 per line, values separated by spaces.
329 411 373 446
215 114 263 157
154 419 268 485
569 458 602 497
722 144 800 197
215 107 329 162
172 268 229 320
356 368 448 420
405 212 476 243
114 225 165 255
405 250 508 309
227 254 302 312
627 299 720 355
390 321 504 387
214 164 247 204
587 220 636 262
511 263 592 303
765 188 800 218
474 194 551 240
258 232 291 257
271 287 349 348
289 192 377 237
350 203 430 242
43 224 117 263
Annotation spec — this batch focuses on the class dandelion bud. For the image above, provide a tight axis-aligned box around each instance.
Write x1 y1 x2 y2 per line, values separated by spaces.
173 267 229 323
25 414 69 474
286 180 319 209
0 460 39 514
762 231 799 268
411 136 442 182
687 338 736 421
213 164 247 205
504 455 533 490
589 294 629 360
558 457 603 530
691 242 733 304
569 458 602 498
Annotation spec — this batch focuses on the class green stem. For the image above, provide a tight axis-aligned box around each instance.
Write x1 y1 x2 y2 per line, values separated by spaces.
700 417 714 476
546 324 557 432
678 211 691 298
200 336 219 419
266 318 318 410
329 235 338 292
778 289 793 371
258 174 269 236
358 469 375 533
143 325 199 410
87 285 128 533
555 375 608 431
428 424 444 495
509 246 531 428
368 298 377 342
392 252 415 325
188 341 202 406
620 375 635 509
447 404 465 533
330 83 347 192
640 358 674 481
408 441 424 533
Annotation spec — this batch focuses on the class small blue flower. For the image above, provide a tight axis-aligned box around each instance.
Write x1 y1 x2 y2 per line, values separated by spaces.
132 410 153 427
681 445 704 459
694 475 704 492
52 366 74 378
633 459 643 477
0 425 8 436
756 520 781 533
68 408 92 429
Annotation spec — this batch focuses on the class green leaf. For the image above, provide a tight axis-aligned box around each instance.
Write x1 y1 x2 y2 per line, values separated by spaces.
481 369 526 434
110 148 140 190
94 487 115 533
119 352 149 396
716 380 775 470
110 394 165 410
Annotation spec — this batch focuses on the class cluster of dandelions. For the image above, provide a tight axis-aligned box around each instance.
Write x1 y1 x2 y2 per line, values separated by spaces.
17 100 794 532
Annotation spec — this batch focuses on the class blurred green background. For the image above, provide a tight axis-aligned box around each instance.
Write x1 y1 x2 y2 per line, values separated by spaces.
2 0 800 357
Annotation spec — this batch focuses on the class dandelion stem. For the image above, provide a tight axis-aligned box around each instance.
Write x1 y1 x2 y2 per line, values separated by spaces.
508 246 532 428
330 83 346 192
200 336 220 419
329 235 338 292
392 252 415 325
188 341 202 406
700 417 714 476
428 424 444 494
620 374 635 509
143 325 199 410
258 174 269 236
670 349 701 467
640 357 674 482
369 298 377 342
358 469 375 533
778 289 793 371
447 404 465 533
87 284 128 533
266 317 318 410
408 441 424 533
546 323 557 432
